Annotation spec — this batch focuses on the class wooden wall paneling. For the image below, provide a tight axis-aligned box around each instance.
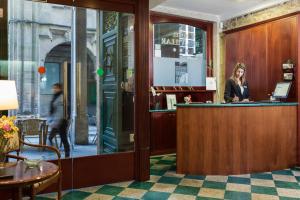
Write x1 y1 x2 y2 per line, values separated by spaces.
2 153 134 198
297 14 300 165
72 153 134 188
177 106 297 175
225 31 239 80
267 16 298 100
150 112 176 155
237 28 252 74
225 15 298 101
135 0 150 181
223 11 300 34
248 25 268 100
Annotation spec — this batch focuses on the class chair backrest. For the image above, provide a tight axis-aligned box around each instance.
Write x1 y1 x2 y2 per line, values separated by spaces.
21 119 47 136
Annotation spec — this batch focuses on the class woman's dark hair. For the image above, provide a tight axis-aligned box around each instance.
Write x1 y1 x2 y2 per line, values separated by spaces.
53 83 62 89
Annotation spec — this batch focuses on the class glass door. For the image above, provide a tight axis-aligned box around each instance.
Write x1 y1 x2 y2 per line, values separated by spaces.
99 11 135 153
4 0 136 192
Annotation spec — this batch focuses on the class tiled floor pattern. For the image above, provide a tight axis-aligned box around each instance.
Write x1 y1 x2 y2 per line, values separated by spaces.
38 154 300 199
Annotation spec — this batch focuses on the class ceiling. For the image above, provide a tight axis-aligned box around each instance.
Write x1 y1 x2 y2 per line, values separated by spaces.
150 0 290 20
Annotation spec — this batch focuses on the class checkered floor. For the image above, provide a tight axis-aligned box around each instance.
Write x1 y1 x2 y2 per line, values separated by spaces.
38 154 300 199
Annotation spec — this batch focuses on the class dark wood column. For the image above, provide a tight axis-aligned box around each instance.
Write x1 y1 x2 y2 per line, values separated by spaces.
0 0 8 117
135 0 150 181
0 0 8 80
297 14 300 165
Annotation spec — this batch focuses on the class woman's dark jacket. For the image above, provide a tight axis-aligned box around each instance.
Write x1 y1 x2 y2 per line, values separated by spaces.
224 79 249 102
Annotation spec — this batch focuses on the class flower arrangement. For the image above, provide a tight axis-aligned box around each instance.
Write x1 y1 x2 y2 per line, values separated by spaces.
0 116 19 154
150 86 162 109
184 95 192 104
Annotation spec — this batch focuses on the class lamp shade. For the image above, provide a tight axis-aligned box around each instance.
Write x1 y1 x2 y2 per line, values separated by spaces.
0 80 19 110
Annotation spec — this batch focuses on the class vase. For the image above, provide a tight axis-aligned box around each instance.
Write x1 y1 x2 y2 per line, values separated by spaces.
0 152 6 168
154 102 161 110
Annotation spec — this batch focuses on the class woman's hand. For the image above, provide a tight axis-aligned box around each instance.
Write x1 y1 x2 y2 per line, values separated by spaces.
232 96 239 102
242 98 250 102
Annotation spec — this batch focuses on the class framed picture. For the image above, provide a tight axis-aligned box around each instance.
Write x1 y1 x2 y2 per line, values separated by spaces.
166 94 177 110
282 63 294 70
283 73 294 81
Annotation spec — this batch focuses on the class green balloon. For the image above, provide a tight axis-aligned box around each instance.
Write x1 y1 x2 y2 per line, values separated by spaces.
97 68 104 76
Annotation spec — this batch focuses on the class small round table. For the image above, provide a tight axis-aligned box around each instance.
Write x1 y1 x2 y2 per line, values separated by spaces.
0 160 59 200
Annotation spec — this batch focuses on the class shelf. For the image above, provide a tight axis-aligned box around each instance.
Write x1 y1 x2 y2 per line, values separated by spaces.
149 90 214 93
149 109 176 113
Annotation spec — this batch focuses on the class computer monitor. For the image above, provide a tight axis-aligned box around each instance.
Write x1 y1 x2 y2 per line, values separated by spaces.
273 82 292 99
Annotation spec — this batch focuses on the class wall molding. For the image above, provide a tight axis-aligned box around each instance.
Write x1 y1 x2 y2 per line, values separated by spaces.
151 5 220 22
222 0 300 31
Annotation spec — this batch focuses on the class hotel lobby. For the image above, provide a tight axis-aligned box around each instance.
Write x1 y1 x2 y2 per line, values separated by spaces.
1 0 300 199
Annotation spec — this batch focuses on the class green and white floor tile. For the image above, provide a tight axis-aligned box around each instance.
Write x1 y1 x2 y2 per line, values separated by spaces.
38 154 300 199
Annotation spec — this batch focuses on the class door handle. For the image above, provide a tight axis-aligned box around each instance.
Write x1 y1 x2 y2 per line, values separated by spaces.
121 81 125 89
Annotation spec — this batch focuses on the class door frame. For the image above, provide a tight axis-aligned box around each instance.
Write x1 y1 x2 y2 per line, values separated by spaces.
0 0 150 197
45 0 150 186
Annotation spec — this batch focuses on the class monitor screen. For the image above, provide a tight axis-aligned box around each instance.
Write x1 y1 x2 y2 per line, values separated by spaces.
273 82 292 98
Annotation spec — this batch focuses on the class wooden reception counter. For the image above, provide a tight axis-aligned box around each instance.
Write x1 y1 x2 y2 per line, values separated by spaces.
176 103 298 175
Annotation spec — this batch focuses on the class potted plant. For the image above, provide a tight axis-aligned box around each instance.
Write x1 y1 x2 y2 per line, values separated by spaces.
150 86 162 110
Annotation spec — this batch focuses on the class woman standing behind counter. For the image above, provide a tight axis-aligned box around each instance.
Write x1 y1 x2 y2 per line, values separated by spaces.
224 63 250 103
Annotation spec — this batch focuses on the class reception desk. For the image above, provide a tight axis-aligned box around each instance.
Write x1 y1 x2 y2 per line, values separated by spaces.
176 103 298 175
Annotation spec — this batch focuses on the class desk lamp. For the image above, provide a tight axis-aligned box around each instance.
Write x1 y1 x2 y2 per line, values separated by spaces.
0 80 19 111
0 80 19 164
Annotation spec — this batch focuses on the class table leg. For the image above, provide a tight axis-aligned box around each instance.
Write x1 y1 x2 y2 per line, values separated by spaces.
12 187 22 200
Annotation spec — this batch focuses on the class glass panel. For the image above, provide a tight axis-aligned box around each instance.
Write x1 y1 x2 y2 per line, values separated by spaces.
6 0 135 162
40 63 61 95
66 8 135 155
99 11 135 153
2 0 135 195
153 23 207 86
7 0 73 160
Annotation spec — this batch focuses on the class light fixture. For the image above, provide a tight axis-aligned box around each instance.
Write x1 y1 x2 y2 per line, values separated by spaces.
0 80 19 111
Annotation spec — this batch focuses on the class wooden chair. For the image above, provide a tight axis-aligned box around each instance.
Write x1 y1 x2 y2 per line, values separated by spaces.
19 119 48 150
6 139 62 200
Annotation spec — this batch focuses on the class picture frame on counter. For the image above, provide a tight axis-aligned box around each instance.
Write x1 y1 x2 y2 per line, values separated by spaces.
166 94 177 110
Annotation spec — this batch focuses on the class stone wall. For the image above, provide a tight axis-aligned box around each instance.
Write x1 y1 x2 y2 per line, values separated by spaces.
8 0 97 115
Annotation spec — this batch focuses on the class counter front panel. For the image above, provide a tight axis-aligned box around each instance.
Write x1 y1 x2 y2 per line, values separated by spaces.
176 103 297 175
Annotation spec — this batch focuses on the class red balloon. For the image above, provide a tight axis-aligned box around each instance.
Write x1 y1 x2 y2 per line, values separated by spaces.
38 66 46 74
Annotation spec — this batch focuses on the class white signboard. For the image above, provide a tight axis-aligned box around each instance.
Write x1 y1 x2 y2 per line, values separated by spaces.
206 77 217 91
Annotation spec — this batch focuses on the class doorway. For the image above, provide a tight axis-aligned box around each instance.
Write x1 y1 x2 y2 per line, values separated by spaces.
6 0 141 190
